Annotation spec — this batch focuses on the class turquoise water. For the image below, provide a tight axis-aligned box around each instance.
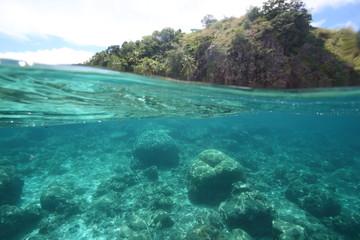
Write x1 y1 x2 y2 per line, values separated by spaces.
0 59 360 239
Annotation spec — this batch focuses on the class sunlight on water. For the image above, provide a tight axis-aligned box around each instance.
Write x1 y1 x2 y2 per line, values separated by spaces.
1 59 360 240
1 59 360 127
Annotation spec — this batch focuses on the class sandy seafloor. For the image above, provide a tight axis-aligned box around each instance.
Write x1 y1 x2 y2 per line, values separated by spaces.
0 113 360 240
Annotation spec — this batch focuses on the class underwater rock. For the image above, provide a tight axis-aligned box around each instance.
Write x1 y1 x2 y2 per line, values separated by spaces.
0 204 41 239
143 166 159 181
185 224 224 240
0 165 24 205
91 193 122 218
94 171 140 197
273 166 319 185
151 196 173 211
24 203 42 222
109 172 139 192
187 149 246 205
151 211 174 229
117 225 152 240
228 228 253 240
0 205 25 239
40 184 83 216
219 192 273 238
152 181 174 196
231 182 253 195
38 214 65 235
57 199 84 217
132 130 179 169
327 212 360 239
273 220 306 240
309 232 343 240
40 185 71 212
285 180 341 218
125 213 148 231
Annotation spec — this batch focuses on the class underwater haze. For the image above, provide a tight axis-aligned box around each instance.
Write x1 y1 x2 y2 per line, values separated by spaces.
0 59 360 240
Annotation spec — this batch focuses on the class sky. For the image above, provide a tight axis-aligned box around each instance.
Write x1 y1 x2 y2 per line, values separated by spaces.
0 0 359 65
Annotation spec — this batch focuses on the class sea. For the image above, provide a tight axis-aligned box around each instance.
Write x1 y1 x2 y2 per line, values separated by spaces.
0 59 359 240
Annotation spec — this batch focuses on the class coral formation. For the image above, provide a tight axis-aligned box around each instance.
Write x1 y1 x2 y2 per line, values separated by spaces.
132 130 179 169
187 149 246 205
0 165 24 205
219 191 274 238
0 114 359 240
40 184 84 216
185 224 224 240
285 179 341 218
0 204 41 239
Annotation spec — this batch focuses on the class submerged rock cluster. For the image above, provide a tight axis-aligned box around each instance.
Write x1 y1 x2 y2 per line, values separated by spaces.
0 165 41 239
0 165 24 205
285 179 341 218
219 191 273 237
132 130 179 169
0 119 359 240
187 149 246 205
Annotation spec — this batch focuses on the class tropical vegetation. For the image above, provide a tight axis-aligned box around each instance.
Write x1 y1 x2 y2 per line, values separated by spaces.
85 0 360 88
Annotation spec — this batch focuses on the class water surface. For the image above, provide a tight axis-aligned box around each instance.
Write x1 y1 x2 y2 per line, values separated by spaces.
0 59 359 240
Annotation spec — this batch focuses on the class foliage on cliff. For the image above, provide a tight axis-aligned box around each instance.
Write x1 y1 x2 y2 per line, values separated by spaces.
85 0 360 88
314 28 360 71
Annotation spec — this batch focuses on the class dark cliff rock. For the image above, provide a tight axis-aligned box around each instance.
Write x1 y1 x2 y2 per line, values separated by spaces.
85 0 360 88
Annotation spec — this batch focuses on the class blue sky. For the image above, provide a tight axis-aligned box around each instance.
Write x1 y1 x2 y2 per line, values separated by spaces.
311 2 360 29
0 0 359 65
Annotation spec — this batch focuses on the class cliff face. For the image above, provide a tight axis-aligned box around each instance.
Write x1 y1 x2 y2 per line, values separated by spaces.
187 9 360 88
85 1 360 88
199 26 359 88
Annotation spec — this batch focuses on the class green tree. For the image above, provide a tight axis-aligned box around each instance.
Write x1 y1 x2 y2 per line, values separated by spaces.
246 6 261 22
181 54 196 80
138 35 160 58
134 57 165 75
201 14 217 28
184 34 214 59
105 45 121 56
86 51 110 67
107 55 128 71
129 50 141 64
260 0 312 54
120 41 136 58
164 48 183 78
153 28 182 46
261 0 311 30
151 28 183 58
262 0 287 19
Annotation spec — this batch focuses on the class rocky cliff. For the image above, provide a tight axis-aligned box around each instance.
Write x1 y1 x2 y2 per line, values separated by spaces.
85 0 360 88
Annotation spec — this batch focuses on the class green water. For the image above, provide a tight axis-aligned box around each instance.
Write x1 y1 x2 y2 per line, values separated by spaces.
0 59 360 240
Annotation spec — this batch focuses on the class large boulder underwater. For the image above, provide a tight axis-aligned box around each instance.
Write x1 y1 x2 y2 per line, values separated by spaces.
187 149 246 205
0 204 41 239
0 164 41 239
40 184 84 217
285 179 341 218
219 191 274 238
132 130 179 169
186 149 276 238
0 165 24 205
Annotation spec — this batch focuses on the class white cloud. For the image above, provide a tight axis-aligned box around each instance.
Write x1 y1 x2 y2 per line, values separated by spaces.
304 0 360 12
312 19 327 28
0 0 263 47
331 21 359 30
0 0 359 50
0 48 94 65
